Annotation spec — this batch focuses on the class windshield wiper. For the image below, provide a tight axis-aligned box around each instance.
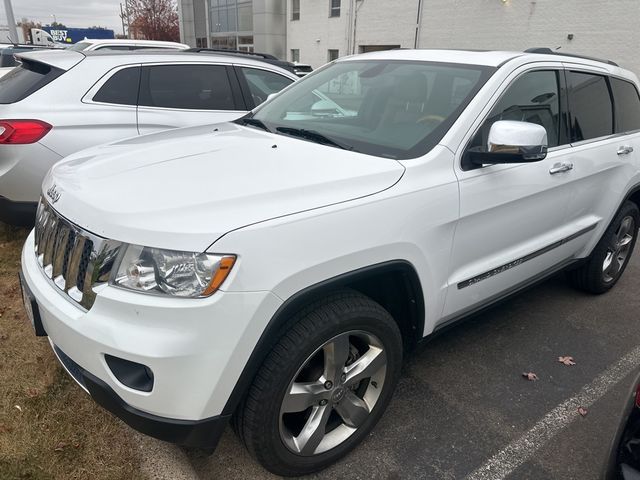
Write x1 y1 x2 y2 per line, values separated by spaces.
238 117 272 132
275 127 356 152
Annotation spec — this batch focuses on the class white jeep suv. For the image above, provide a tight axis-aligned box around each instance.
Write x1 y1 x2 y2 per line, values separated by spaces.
19 49 640 476
0 49 296 226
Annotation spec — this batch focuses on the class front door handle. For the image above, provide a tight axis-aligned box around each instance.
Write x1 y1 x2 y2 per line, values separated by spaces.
618 145 634 155
549 162 574 174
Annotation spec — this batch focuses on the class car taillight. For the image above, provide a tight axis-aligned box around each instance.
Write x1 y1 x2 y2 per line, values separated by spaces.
0 120 52 144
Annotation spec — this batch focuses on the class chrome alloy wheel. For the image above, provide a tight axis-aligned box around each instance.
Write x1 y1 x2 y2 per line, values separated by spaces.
603 215 636 283
279 330 387 456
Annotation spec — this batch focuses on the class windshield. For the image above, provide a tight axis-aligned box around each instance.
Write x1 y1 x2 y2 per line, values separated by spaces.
251 60 494 159
69 42 91 51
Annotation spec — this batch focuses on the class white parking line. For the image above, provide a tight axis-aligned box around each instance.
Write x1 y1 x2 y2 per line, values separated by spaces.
466 345 640 480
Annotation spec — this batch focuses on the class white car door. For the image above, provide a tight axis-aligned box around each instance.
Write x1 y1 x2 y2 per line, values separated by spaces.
137 62 247 135
442 66 576 322
556 67 640 259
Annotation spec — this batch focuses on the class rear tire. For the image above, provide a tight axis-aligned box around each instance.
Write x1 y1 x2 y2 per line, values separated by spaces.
234 290 402 477
566 201 639 294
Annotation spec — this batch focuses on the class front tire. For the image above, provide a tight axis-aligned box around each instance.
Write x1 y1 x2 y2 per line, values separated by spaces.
567 201 639 294
235 291 403 477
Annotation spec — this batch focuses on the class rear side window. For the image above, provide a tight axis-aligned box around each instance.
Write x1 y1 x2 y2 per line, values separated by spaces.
0 60 63 104
568 71 613 141
139 64 237 110
240 67 293 105
610 78 640 133
93 66 141 105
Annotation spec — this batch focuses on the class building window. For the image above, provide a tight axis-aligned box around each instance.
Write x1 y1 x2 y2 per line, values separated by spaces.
291 49 300 62
328 49 339 61
330 0 340 17
291 0 300 20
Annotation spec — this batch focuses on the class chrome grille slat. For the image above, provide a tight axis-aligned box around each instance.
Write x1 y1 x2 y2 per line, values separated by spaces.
33 200 122 311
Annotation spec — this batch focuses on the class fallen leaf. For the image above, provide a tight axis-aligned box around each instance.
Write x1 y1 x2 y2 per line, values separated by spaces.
558 356 576 366
25 388 39 398
54 442 67 452
522 372 539 381
0 424 12 433
578 406 588 417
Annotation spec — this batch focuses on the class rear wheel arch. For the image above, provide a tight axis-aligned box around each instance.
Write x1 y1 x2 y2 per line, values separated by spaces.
221 260 425 416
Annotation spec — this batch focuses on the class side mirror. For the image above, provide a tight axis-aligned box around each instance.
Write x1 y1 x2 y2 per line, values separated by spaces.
266 93 278 102
311 99 341 117
467 120 548 166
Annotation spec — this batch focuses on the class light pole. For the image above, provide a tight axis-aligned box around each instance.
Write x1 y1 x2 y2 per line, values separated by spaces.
51 14 57 24
3 0 18 44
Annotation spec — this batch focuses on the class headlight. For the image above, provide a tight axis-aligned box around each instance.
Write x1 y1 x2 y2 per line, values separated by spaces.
111 244 236 298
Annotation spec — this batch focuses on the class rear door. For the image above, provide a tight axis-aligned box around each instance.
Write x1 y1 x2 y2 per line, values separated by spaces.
78 64 141 155
558 67 640 256
136 63 247 135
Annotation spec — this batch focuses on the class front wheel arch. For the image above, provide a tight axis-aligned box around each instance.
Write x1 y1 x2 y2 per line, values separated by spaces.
220 260 424 417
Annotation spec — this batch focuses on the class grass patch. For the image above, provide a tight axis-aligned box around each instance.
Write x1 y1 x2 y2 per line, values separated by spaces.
0 225 143 479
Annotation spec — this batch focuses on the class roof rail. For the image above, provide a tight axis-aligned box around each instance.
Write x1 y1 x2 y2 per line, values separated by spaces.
524 48 618 67
184 48 279 60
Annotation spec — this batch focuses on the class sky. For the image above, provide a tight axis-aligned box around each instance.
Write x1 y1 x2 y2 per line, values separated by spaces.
2 0 125 34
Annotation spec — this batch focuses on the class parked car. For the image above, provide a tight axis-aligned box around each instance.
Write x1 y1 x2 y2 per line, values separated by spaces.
68 38 189 51
292 61 313 77
19 48 640 476
605 372 640 479
0 49 297 226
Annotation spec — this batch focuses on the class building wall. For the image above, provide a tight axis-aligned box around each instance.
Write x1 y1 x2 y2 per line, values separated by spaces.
420 0 640 75
254 0 287 59
178 0 197 46
287 0 640 75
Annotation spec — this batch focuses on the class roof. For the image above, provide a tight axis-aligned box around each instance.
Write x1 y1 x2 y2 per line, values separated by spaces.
74 39 188 48
336 48 630 75
16 49 299 79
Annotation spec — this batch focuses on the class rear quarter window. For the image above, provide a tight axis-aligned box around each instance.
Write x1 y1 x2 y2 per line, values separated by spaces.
610 77 640 133
93 66 141 105
0 60 63 104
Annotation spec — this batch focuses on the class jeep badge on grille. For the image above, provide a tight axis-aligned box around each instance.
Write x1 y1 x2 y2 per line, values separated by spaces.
46 184 61 204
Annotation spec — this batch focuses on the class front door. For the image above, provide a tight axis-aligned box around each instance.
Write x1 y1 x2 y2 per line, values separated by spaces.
442 67 575 321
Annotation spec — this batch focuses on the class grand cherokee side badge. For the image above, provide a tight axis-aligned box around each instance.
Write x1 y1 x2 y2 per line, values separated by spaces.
46 184 61 204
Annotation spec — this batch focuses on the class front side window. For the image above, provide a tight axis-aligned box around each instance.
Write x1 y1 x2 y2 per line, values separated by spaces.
292 0 300 20
93 66 141 105
568 71 613 141
240 67 293 105
249 60 494 159
610 77 640 133
330 0 340 17
139 64 236 110
469 70 561 151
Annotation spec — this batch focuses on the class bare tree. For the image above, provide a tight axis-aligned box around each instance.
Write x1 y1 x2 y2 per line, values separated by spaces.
127 0 180 42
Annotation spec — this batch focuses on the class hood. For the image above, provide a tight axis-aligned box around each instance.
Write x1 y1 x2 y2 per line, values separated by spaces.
44 123 405 252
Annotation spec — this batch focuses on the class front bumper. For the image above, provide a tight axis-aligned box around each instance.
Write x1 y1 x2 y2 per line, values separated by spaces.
20 230 282 447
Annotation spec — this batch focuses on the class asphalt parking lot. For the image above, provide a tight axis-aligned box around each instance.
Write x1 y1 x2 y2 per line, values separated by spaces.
174 254 640 479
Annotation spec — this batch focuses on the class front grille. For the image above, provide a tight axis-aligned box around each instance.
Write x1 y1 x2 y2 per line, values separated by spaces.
34 200 121 310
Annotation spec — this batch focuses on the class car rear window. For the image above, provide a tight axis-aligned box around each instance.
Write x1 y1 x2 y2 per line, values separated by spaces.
0 60 63 104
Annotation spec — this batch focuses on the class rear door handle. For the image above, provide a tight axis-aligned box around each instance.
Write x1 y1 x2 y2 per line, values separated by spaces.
618 145 634 155
549 162 574 174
